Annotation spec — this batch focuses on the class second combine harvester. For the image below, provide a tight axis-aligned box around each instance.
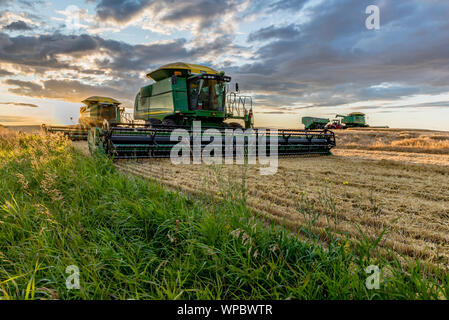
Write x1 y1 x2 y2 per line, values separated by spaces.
89 62 336 159
43 96 123 140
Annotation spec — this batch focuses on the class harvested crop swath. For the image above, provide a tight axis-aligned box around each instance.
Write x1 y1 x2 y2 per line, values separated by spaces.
115 155 449 270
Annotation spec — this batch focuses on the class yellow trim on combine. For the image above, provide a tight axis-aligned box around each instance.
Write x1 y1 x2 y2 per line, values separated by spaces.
139 111 170 115
146 62 218 80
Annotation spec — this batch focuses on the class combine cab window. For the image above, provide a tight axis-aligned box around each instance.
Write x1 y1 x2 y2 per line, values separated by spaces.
188 78 225 111
100 104 117 120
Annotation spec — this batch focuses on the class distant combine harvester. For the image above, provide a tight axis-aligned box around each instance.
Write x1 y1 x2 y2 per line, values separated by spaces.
41 97 127 140
302 112 389 130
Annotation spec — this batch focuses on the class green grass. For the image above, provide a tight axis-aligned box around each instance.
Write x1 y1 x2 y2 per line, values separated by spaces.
0 131 448 300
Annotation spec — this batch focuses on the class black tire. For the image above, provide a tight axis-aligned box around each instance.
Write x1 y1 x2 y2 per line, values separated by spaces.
162 118 177 127
227 122 243 129
146 118 162 127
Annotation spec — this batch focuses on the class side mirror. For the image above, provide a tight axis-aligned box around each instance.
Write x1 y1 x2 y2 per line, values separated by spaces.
235 83 239 92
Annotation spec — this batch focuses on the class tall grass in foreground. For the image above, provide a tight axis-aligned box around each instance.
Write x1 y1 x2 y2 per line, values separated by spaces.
0 130 448 300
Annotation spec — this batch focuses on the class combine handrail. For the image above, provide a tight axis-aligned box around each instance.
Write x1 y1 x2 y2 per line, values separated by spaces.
226 93 253 117
120 112 134 123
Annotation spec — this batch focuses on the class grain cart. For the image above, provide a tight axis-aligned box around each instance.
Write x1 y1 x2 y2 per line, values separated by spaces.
42 97 123 140
89 62 336 159
302 117 330 130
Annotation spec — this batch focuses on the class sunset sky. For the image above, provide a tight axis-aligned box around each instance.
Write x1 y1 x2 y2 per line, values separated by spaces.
0 0 449 130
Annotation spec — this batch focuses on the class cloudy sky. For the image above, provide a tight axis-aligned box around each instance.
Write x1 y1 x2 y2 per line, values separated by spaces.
0 0 448 130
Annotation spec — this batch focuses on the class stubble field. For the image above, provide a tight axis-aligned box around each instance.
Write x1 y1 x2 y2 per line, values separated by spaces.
114 129 449 269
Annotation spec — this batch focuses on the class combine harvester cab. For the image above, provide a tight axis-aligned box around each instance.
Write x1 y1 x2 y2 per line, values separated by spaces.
89 62 336 159
43 97 123 140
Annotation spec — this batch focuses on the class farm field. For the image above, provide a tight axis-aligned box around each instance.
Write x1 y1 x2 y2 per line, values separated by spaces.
1 127 448 299
335 128 449 155
115 129 449 270
3 125 42 134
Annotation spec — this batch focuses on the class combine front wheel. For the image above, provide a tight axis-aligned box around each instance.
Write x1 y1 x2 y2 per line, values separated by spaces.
146 118 162 127
162 119 177 127
227 122 243 129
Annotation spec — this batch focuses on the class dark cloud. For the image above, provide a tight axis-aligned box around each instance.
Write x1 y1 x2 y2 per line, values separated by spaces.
0 32 191 74
159 0 237 30
248 24 300 42
189 35 241 61
0 0 45 8
17 0 46 8
0 68 12 76
3 78 131 103
3 20 33 31
4 79 43 96
94 0 239 35
270 0 309 12
96 0 152 24
98 38 190 71
0 33 99 70
231 0 449 108
0 101 39 107
0 30 228 104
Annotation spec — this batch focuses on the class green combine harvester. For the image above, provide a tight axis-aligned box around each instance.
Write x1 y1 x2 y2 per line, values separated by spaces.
42 97 123 140
302 117 330 130
336 112 368 128
89 62 336 159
